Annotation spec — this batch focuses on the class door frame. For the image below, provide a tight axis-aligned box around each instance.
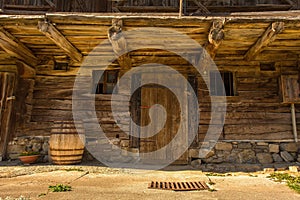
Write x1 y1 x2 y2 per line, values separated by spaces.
129 73 198 164
0 72 16 160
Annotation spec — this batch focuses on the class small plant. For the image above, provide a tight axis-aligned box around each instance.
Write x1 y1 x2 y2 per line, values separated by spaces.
267 173 300 194
249 174 258 177
48 184 72 192
65 168 84 172
208 188 217 192
267 173 291 182
38 193 46 197
19 151 39 156
208 181 216 185
205 173 226 177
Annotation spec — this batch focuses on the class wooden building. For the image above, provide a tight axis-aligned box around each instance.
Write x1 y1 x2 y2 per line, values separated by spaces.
0 1 299 168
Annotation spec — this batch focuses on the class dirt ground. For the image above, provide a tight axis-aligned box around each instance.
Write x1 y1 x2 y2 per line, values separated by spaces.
0 165 299 200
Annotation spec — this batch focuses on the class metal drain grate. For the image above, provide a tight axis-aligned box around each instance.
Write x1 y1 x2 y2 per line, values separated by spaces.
148 181 209 191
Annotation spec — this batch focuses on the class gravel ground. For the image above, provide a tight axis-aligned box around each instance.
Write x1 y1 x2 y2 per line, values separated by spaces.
0 163 299 200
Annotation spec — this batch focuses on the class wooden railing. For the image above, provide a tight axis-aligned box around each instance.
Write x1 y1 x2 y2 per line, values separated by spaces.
115 0 299 13
1 0 109 13
0 0 299 14
2 0 56 11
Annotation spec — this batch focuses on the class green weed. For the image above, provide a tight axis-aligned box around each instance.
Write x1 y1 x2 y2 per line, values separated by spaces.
267 173 300 194
48 184 72 192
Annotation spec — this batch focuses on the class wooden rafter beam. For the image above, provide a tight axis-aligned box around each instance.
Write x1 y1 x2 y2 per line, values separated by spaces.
204 19 225 59
0 27 38 66
38 21 83 63
244 22 284 61
108 19 132 76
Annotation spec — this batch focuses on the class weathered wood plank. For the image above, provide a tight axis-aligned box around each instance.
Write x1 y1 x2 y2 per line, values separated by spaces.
0 72 16 159
0 27 38 66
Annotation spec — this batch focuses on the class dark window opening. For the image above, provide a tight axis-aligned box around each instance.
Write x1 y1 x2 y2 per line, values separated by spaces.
210 71 235 96
93 70 118 94
54 62 68 71
260 62 276 71
188 74 198 96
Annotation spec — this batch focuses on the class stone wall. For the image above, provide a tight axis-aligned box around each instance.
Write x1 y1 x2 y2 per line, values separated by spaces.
189 141 300 165
7 136 49 163
7 135 299 168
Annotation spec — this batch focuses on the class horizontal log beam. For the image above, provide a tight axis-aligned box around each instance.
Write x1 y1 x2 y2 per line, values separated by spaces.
0 27 38 66
38 21 83 62
244 22 284 61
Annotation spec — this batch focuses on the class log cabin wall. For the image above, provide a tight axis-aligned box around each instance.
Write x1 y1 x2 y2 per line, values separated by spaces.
0 14 299 166
12 52 298 165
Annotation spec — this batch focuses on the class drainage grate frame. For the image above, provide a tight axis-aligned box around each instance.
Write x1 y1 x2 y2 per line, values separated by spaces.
148 181 209 191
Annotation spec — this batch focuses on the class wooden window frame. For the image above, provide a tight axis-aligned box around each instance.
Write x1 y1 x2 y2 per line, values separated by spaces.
209 71 236 96
281 75 300 104
93 70 119 94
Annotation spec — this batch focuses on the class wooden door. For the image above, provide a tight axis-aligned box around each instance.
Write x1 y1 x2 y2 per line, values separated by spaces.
0 72 16 160
137 74 189 164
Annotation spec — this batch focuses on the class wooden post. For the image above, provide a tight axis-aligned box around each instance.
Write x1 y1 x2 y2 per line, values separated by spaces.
291 103 298 142
297 59 300 97
179 0 183 18
0 72 16 160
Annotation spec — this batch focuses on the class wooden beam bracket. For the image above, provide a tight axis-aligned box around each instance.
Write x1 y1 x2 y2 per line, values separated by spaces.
244 22 284 61
204 19 225 59
108 19 132 75
38 20 83 63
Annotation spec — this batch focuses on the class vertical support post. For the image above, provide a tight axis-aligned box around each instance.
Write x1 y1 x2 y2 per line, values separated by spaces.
291 103 298 142
297 59 300 97
179 0 183 18
183 0 187 15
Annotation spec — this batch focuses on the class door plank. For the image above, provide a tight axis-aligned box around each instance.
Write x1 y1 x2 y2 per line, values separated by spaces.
138 72 188 163
0 72 15 160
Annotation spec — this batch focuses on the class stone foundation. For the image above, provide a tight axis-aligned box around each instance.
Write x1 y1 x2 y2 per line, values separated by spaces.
6 137 300 167
7 136 49 162
189 141 300 164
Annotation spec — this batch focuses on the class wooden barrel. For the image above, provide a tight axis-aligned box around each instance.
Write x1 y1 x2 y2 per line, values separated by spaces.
49 121 85 165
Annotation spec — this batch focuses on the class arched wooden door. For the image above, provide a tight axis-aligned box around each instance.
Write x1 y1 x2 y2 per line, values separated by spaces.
0 72 16 160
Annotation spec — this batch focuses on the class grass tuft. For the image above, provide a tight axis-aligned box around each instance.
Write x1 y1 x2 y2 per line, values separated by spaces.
48 184 72 192
267 173 300 194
